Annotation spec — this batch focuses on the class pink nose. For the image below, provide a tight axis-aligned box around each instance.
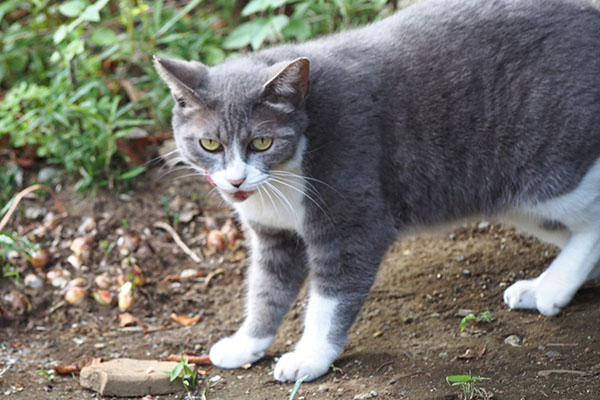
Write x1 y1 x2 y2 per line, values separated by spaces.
227 177 245 188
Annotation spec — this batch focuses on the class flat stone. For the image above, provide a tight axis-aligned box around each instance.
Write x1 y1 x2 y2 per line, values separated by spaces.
80 358 185 397
504 335 522 347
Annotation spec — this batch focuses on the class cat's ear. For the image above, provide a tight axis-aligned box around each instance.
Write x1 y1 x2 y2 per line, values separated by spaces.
153 56 207 107
261 58 310 112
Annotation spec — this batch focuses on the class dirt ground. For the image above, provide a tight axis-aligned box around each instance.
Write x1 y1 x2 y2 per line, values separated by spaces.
1 167 599 400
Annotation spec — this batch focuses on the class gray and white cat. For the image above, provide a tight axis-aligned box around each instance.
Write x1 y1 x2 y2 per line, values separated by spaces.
154 0 600 382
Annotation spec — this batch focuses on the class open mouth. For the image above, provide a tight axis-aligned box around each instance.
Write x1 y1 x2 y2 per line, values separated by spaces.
232 191 254 202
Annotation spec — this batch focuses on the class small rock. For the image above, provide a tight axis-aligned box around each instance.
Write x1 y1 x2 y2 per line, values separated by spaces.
24 207 45 220
504 335 522 347
370 391 378 397
462 269 471 276
24 273 43 289
354 393 374 400
37 167 60 183
317 384 331 392
477 221 490 229
545 351 560 358
80 359 185 396
457 309 473 317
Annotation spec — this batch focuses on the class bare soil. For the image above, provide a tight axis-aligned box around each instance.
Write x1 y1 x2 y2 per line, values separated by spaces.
1 168 599 400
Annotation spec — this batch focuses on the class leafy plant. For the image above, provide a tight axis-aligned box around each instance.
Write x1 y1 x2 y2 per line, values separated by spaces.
0 165 22 207
446 372 491 400
167 356 198 397
1 0 396 191
460 310 495 332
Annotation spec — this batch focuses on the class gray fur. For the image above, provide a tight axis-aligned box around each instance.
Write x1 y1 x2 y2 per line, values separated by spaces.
156 0 600 376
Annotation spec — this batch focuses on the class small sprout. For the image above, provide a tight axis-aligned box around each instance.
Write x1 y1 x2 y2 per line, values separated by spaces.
446 371 490 400
460 310 495 332
35 369 55 382
167 356 197 397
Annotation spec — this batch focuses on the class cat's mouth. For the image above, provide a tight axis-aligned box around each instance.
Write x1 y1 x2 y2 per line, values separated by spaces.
232 190 254 202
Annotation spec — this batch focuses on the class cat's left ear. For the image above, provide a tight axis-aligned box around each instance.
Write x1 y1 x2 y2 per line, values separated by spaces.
261 58 310 112
153 56 207 107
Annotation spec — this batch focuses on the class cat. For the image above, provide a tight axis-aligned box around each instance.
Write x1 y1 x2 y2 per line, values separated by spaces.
154 0 600 382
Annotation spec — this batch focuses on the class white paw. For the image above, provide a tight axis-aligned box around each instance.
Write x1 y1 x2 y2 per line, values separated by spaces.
503 279 539 310
209 333 272 369
504 278 571 316
273 351 331 382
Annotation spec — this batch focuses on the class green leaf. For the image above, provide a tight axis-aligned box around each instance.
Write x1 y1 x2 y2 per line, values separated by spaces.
170 363 184 382
156 0 203 38
58 0 87 17
117 166 146 181
223 20 263 49
283 17 311 41
89 27 117 46
250 15 288 50
80 0 110 22
53 25 69 44
242 0 289 16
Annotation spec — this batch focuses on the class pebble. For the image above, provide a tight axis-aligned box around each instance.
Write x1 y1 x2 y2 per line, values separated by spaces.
24 274 43 289
457 309 473 317
504 334 522 347
37 167 60 183
545 351 560 358
477 221 491 229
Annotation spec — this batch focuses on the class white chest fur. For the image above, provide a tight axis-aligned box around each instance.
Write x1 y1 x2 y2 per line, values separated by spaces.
234 136 307 233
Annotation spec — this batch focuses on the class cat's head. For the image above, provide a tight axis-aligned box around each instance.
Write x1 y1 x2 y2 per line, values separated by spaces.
154 56 310 203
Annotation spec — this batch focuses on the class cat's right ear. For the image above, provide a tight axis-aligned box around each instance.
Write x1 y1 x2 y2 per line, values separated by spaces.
261 58 310 112
153 56 206 107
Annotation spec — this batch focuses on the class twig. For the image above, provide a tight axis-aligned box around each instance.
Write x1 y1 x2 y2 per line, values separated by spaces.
375 360 395 373
0 184 67 231
153 221 202 263
166 354 212 365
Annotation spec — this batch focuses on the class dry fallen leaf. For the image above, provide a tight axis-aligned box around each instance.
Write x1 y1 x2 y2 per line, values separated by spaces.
207 230 226 252
170 313 201 327
117 312 142 327
458 345 486 359
54 357 102 375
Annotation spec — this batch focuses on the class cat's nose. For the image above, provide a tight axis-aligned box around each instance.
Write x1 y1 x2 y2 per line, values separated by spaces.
227 177 245 188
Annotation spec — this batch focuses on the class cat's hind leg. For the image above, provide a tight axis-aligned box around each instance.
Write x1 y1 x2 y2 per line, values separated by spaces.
209 228 308 368
504 159 600 315
503 229 600 315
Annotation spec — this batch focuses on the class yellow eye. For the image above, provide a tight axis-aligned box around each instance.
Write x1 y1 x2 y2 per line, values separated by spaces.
199 139 222 152
250 137 273 151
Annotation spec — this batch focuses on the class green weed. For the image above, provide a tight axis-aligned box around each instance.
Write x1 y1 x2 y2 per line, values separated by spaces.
460 310 495 333
446 372 491 400
167 356 198 398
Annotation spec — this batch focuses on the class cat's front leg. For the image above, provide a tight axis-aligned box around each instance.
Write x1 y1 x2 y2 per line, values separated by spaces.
274 229 390 382
210 228 308 368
